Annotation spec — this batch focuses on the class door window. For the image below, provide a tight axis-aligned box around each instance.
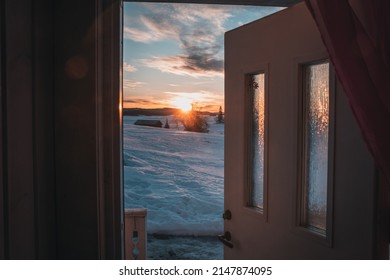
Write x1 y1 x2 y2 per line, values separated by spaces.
247 73 266 211
300 61 331 236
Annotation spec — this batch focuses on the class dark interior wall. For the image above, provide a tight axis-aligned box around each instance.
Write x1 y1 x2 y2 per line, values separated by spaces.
0 0 5 260
7 0 36 259
0 0 122 260
54 0 123 259
1 0 56 259
54 0 100 259
33 0 57 259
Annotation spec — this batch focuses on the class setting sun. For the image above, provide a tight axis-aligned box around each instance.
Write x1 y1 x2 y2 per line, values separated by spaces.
170 97 193 112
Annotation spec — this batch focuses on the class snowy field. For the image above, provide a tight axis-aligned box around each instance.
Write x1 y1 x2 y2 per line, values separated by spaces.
123 115 224 259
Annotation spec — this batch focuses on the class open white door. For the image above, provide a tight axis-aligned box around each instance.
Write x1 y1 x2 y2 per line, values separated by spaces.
224 2 387 259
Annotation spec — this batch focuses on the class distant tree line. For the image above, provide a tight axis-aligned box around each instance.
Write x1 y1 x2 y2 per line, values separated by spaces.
130 106 223 133
123 107 219 117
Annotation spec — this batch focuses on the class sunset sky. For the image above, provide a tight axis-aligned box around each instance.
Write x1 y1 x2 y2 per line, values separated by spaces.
123 2 282 112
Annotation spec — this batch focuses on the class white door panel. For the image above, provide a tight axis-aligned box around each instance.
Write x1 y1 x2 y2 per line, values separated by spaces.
224 2 384 259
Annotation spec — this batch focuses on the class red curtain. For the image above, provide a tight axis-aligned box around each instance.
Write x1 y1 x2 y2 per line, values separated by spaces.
305 0 390 184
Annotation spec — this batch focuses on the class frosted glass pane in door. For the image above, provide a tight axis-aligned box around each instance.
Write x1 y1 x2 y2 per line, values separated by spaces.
304 62 329 232
250 73 265 209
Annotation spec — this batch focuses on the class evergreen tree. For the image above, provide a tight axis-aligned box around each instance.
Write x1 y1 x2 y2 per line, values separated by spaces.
216 106 224 124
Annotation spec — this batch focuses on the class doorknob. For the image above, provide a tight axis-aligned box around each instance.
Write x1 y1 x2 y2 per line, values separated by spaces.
218 231 234 248
222 209 232 220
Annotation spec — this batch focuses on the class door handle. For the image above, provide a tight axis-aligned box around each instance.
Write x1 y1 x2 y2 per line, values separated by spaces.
222 209 232 220
218 231 234 248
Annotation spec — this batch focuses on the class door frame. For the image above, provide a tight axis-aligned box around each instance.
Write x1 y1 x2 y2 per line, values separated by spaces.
98 0 124 259
1 0 384 260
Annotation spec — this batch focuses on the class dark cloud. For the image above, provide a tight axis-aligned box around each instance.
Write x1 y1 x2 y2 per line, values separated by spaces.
184 54 223 73
180 39 224 74
124 98 151 104
127 4 227 77
123 98 164 108
141 53 223 78
141 30 224 77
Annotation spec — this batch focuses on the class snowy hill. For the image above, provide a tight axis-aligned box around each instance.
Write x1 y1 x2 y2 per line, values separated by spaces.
123 115 224 236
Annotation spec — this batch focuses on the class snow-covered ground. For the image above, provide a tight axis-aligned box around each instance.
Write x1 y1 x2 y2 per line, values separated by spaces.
123 115 224 259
